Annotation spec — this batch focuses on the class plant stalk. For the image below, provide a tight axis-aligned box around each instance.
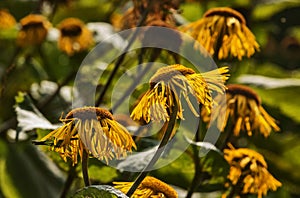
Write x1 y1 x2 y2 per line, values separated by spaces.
126 101 178 197
82 149 90 186
95 3 152 107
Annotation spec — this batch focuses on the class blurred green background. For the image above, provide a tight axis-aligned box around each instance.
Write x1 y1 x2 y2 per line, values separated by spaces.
0 0 300 197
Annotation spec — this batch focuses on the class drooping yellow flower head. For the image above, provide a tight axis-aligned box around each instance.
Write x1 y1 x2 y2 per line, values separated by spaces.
223 144 282 198
34 107 136 165
201 84 280 137
16 14 51 47
114 176 178 198
130 64 229 123
117 0 178 30
181 7 260 60
57 17 93 56
0 9 16 29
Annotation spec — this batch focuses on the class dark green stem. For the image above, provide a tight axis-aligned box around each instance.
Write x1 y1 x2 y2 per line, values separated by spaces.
82 149 90 186
126 102 178 197
0 47 21 99
186 145 201 198
60 165 77 198
37 69 77 110
227 173 245 198
218 119 234 150
186 109 203 198
95 3 151 107
111 50 159 112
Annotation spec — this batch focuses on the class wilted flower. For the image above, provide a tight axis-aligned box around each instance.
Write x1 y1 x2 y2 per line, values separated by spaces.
17 14 51 47
57 18 93 56
0 9 16 29
131 64 229 123
33 107 136 165
201 84 280 137
114 176 178 198
223 144 282 198
181 7 260 60
118 0 178 30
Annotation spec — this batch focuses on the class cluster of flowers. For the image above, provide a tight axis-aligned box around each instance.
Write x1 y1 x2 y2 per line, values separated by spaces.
1 0 283 197
0 9 93 56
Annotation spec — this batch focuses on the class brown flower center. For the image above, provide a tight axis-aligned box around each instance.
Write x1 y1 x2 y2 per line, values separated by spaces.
65 107 113 121
204 7 246 24
150 64 195 88
22 21 45 30
61 25 82 36
227 84 261 105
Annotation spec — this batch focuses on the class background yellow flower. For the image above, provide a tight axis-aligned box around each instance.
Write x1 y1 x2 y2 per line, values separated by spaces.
223 145 282 198
16 14 51 47
181 7 260 60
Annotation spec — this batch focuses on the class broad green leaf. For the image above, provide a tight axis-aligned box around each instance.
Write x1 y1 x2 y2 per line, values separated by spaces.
87 160 118 184
72 185 128 198
253 1 300 20
116 146 158 172
151 149 194 189
252 86 300 123
0 141 64 198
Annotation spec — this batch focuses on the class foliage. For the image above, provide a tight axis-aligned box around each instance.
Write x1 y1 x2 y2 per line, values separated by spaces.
0 0 300 198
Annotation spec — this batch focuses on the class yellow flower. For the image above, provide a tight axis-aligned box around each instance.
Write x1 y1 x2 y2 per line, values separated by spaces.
223 145 282 198
34 107 136 165
57 18 93 56
0 9 16 29
118 0 178 30
130 64 229 123
114 176 178 198
181 7 260 60
16 14 51 47
201 84 280 137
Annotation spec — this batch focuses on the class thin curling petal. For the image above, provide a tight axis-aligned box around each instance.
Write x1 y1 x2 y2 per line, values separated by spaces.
223 145 281 198
201 84 280 137
181 7 260 60
130 64 229 123
114 176 178 198
33 107 136 165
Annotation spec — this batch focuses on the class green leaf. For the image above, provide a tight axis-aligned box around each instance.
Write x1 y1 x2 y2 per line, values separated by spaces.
72 185 128 198
251 86 300 123
88 163 118 184
116 146 157 172
0 141 64 198
253 1 300 20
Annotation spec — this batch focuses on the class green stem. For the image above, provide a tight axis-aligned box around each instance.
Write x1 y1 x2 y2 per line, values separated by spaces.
37 69 77 110
111 50 159 112
186 145 201 198
126 101 178 197
0 47 21 99
95 3 151 107
82 149 90 186
218 119 234 150
227 173 245 198
186 109 203 198
60 165 77 198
